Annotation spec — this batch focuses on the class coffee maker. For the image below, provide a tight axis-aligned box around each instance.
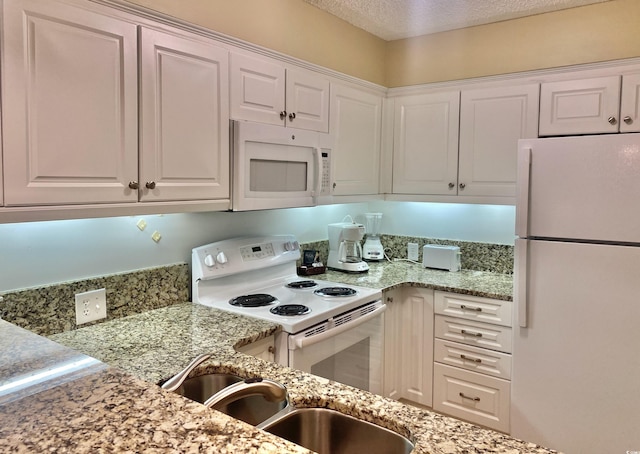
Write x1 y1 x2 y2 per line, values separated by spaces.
363 213 384 261
327 220 369 273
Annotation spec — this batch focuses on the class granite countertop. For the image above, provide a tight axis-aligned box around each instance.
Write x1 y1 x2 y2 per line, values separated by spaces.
1 265 549 454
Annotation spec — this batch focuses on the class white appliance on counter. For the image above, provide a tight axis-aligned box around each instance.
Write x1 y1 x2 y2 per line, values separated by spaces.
327 219 369 273
192 235 384 394
231 120 332 211
512 133 640 454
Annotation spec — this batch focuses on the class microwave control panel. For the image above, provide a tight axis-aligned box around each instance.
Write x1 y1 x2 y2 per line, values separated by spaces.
320 150 331 196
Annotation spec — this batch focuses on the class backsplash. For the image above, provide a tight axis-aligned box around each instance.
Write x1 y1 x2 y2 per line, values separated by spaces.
0 264 189 337
301 235 514 274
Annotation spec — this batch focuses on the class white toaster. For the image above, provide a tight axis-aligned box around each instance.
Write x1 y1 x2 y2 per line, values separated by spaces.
422 245 461 272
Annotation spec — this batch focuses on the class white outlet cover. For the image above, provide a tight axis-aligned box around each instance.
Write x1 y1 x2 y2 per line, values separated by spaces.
407 243 419 261
75 288 107 325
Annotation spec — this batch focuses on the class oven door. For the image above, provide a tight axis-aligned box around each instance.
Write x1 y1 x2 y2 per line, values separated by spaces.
287 302 385 395
231 120 331 211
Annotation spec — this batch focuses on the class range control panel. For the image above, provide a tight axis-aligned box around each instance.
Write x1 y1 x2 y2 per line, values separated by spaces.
192 235 300 281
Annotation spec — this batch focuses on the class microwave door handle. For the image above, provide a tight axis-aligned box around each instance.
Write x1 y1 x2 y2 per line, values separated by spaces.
313 147 322 197
291 303 386 349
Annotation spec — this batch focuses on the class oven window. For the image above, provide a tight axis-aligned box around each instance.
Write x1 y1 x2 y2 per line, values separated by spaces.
250 159 308 192
310 338 370 391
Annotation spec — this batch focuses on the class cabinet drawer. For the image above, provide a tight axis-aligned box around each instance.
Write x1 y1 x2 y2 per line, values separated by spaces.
433 363 510 433
434 315 512 353
434 339 511 380
435 291 512 327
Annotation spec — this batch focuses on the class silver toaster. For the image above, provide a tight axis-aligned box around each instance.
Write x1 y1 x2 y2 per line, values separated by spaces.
422 245 461 272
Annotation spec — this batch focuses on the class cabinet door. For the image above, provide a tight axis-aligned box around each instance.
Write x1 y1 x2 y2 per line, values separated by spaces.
539 75 621 136
286 68 330 132
392 92 460 195
400 287 434 407
383 289 403 400
330 84 382 195
2 0 138 206
620 73 640 133
230 52 286 126
458 84 539 197
140 27 229 202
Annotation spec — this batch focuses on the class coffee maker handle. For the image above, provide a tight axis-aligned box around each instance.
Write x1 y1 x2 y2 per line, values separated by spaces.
338 241 347 262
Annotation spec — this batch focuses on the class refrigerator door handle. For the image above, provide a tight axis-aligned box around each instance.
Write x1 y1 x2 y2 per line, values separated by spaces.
516 146 532 238
514 238 528 328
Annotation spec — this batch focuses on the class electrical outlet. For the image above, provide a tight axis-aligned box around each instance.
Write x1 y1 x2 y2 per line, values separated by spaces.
407 242 419 261
75 289 107 325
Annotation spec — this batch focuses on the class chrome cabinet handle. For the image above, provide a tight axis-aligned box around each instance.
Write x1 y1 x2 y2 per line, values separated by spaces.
459 392 480 402
448 182 455 189
288 112 296 121
461 329 483 337
460 305 482 312
280 111 287 120
460 354 482 363
146 181 156 189
128 181 139 190
623 116 633 125
459 182 466 190
608 116 617 125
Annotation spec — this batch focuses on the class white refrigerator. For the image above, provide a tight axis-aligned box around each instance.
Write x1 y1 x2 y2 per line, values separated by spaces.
512 133 640 454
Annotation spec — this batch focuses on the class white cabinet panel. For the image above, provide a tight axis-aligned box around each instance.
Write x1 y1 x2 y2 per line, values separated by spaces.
230 53 285 126
383 289 403 400
539 76 621 136
458 84 539 197
286 68 330 132
392 92 460 195
620 73 640 133
139 27 229 202
2 0 138 205
435 315 513 353
330 84 382 195
434 339 512 380
434 291 512 327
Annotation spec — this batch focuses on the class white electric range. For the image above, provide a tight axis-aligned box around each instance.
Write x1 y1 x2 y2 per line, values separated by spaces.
192 235 385 393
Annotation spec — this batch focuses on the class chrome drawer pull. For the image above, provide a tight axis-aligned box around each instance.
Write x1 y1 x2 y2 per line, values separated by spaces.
461 329 483 337
460 305 482 312
459 392 480 402
460 354 482 363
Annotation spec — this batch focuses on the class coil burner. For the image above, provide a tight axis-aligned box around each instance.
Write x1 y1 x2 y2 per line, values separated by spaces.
269 304 311 316
314 287 357 297
229 294 277 308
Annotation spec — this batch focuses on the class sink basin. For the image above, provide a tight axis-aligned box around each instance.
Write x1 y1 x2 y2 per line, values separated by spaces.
258 408 414 454
175 374 288 426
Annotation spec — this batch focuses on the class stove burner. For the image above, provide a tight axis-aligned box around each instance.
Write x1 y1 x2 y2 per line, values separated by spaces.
270 304 311 316
314 287 357 297
286 280 318 289
229 294 277 308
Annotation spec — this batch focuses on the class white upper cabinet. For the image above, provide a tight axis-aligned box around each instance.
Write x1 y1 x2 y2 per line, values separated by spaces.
230 52 330 132
458 84 539 197
330 84 382 195
139 27 229 202
539 74 640 135
392 92 460 195
2 0 138 206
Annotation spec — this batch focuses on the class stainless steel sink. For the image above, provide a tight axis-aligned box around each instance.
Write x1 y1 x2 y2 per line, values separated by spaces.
258 407 414 454
175 374 288 426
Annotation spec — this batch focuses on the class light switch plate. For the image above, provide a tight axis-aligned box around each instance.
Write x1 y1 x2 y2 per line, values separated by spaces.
75 288 107 325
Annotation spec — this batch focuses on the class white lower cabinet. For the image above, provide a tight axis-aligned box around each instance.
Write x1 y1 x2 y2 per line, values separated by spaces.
383 287 433 407
433 291 512 433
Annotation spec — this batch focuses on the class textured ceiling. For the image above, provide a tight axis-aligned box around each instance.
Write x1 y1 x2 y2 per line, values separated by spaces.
303 0 611 41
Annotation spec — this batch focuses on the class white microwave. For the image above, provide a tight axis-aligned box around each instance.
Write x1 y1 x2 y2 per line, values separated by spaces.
231 120 332 211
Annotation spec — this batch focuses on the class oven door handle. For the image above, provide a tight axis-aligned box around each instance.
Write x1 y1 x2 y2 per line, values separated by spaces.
291 303 386 350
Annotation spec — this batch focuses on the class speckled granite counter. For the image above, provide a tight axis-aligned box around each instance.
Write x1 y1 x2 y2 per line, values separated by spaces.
323 260 513 301
0 264 550 453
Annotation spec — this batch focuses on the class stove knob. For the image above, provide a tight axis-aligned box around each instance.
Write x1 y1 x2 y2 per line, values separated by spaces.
204 254 215 267
216 252 228 264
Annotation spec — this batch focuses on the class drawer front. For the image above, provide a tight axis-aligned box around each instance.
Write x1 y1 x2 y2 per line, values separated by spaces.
435 315 512 353
435 291 512 327
434 339 512 380
433 363 510 433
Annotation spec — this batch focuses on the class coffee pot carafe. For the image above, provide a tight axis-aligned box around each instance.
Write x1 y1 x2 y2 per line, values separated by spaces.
327 218 369 273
